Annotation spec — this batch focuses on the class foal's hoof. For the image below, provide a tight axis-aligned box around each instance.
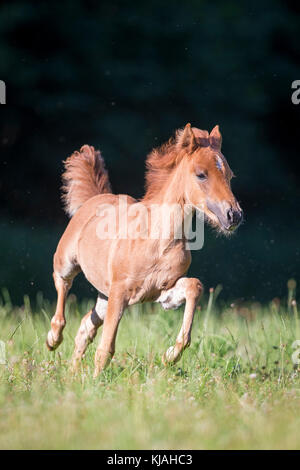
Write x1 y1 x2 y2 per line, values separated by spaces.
162 346 175 365
162 346 182 366
46 339 55 351
46 331 62 351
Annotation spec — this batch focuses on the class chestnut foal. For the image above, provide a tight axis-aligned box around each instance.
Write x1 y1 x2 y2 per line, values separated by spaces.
46 124 243 377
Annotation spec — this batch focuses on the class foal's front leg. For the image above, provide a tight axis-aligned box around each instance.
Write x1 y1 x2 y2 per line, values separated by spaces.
157 277 203 365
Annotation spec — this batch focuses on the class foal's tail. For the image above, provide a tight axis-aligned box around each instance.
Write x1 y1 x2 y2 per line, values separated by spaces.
61 145 112 217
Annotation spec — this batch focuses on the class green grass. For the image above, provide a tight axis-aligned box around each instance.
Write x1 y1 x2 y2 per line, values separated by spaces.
0 286 299 450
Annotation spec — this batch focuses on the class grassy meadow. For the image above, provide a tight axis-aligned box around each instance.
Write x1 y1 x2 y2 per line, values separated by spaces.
0 285 299 450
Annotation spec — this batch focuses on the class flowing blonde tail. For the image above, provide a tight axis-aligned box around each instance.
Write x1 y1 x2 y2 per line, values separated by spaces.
61 145 112 217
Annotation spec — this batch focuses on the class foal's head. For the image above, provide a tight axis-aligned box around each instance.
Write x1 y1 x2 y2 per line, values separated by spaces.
179 123 243 234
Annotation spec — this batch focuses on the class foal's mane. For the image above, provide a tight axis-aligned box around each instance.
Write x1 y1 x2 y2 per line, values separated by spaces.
144 137 180 200
144 127 210 200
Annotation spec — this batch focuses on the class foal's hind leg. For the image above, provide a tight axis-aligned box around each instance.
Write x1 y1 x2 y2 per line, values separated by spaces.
72 293 107 369
93 288 126 378
157 277 203 365
46 272 75 351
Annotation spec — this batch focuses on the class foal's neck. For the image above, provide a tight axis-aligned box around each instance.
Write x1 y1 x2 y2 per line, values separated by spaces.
143 161 187 206
142 163 192 244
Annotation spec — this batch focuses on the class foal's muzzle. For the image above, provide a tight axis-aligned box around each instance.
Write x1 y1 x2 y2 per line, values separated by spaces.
207 200 243 232
226 207 243 231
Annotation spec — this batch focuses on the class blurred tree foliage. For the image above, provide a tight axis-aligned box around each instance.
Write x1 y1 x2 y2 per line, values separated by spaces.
0 0 299 303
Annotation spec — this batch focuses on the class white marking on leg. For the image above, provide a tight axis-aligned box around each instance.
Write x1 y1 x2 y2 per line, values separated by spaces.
95 294 108 320
156 278 186 310
72 294 108 366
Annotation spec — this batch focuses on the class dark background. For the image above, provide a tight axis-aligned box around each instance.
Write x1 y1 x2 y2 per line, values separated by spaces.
0 0 299 305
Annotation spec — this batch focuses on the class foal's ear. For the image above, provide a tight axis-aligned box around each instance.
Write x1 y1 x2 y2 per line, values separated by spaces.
176 123 198 152
210 125 222 149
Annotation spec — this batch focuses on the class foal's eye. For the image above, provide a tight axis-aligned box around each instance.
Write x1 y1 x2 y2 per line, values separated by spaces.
197 172 207 181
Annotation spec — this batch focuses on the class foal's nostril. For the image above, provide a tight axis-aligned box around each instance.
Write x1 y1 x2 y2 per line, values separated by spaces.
232 209 243 225
227 208 234 224
227 207 243 227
